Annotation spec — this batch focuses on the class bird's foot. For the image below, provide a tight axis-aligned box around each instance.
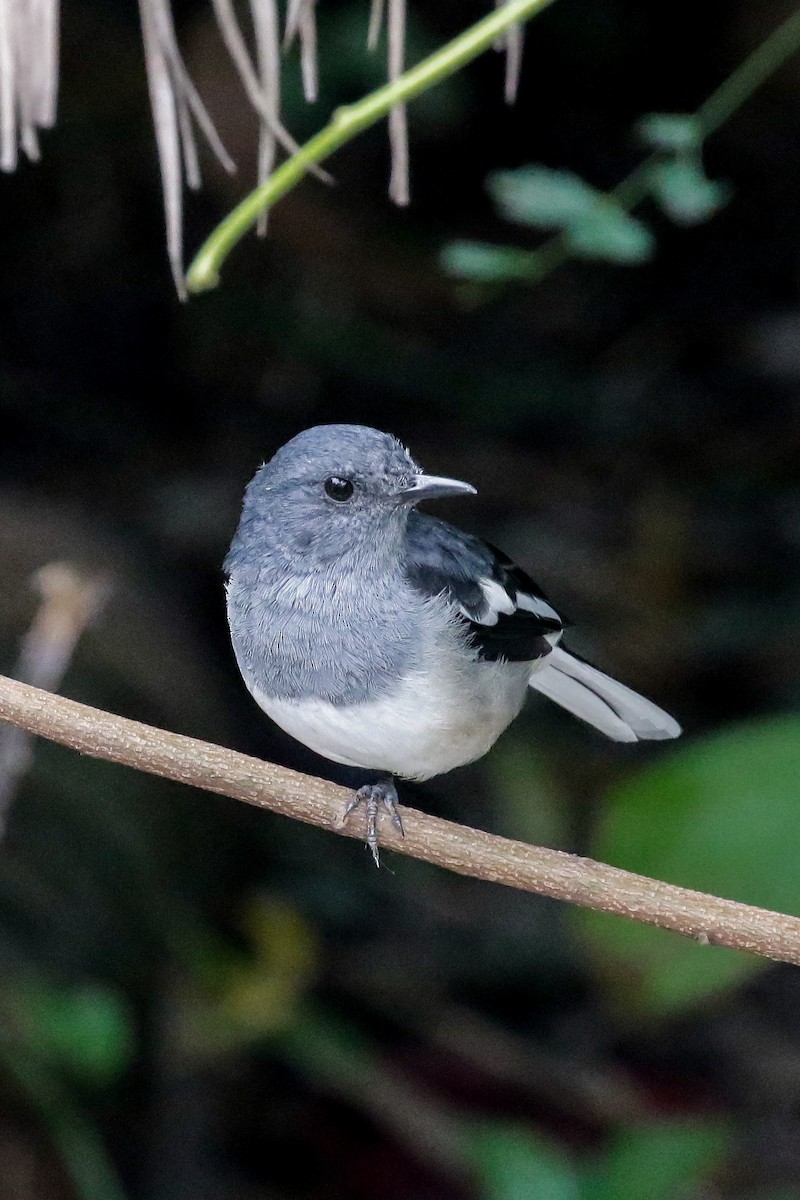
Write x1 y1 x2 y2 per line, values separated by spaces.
342 777 404 867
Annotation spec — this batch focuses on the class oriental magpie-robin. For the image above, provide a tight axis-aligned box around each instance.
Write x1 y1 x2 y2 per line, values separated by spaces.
225 425 680 862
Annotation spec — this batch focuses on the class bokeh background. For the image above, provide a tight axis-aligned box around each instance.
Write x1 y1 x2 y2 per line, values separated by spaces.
1 0 800 1196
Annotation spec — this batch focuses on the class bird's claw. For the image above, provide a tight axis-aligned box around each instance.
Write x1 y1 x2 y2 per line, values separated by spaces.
342 778 404 866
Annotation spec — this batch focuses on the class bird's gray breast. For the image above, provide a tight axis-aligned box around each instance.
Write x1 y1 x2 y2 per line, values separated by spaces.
226 563 425 706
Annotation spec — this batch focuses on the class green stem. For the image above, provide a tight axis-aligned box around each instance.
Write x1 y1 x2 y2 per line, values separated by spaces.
697 7 800 136
186 0 557 293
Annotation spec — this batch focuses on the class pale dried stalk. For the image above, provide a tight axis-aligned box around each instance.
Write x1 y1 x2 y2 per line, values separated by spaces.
367 0 385 51
283 0 306 45
0 0 15 170
365 0 410 201
213 0 281 239
251 0 279 235
299 1 318 104
30 0 58 127
211 0 293 159
387 0 409 205
0 672 799 968
0 0 58 171
212 0 329 236
503 23 523 103
284 0 318 102
495 0 523 103
137 0 236 297
0 565 109 825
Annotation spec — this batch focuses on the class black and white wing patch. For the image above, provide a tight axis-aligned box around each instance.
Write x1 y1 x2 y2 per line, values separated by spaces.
404 512 564 662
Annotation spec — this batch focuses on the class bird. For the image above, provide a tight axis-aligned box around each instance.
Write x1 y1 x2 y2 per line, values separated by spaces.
225 424 681 864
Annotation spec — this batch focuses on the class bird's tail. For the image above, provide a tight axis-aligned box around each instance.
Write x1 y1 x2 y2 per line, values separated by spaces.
528 646 681 742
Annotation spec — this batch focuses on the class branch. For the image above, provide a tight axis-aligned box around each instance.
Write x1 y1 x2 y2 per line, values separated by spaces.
185 0 557 293
1 674 800 966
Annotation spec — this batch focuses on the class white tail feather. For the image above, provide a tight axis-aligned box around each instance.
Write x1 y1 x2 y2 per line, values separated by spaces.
529 647 681 742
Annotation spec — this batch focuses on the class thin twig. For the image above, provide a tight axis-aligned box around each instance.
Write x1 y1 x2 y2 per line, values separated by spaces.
0 673 798 967
0 565 109 828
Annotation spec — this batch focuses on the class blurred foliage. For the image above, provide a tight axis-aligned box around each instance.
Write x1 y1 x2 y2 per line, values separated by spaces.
472 1119 730 1200
488 165 656 261
580 717 800 1014
10 979 134 1086
473 1124 582 1199
443 113 727 283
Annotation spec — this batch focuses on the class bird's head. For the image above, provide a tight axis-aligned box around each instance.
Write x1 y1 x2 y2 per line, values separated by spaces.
227 424 476 571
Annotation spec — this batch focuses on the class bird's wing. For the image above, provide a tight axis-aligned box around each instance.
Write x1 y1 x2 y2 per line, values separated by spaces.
403 512 564 662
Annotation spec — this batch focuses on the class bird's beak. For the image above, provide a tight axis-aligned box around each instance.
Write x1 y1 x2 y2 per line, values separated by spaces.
397 474 477 504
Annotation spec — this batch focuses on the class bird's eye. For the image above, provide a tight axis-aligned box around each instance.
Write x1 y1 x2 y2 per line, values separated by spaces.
324 476 355 502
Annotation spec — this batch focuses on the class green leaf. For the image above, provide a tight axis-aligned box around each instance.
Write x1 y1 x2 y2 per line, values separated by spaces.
585 1121 730 1200
471 1124 581 1200
566 206 654 264
19 982 134 1086
636 113 702 152
440 240 541 282
649 158 730 226
487 167 598 230
578 716 800 1013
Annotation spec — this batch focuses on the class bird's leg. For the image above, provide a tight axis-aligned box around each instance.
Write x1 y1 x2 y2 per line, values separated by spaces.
342 776 404 867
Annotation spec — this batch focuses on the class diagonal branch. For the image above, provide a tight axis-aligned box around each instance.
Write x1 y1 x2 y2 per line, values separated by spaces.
0 673 799 966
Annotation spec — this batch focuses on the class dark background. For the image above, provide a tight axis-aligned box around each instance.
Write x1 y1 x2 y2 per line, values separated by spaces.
1 1 800 1197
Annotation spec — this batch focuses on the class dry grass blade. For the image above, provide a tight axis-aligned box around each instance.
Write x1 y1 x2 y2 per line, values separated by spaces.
213 0 278 237
138 0 236 296
283 0 308 47
12 0 40 160
177 90 202 189
151 0 235 174
213 0 283 147
0 0 59 171
493 0 524 103
0 0 17 171
367 0 384 51
283 0 318 104
30 0 58 126
250 0 279 235
503 21 523 103
138 0 187 295
387 0 409 205
299 0 318 103
212 0 330 219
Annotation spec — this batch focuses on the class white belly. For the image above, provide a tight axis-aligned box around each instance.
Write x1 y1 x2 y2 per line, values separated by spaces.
248 656 531 780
